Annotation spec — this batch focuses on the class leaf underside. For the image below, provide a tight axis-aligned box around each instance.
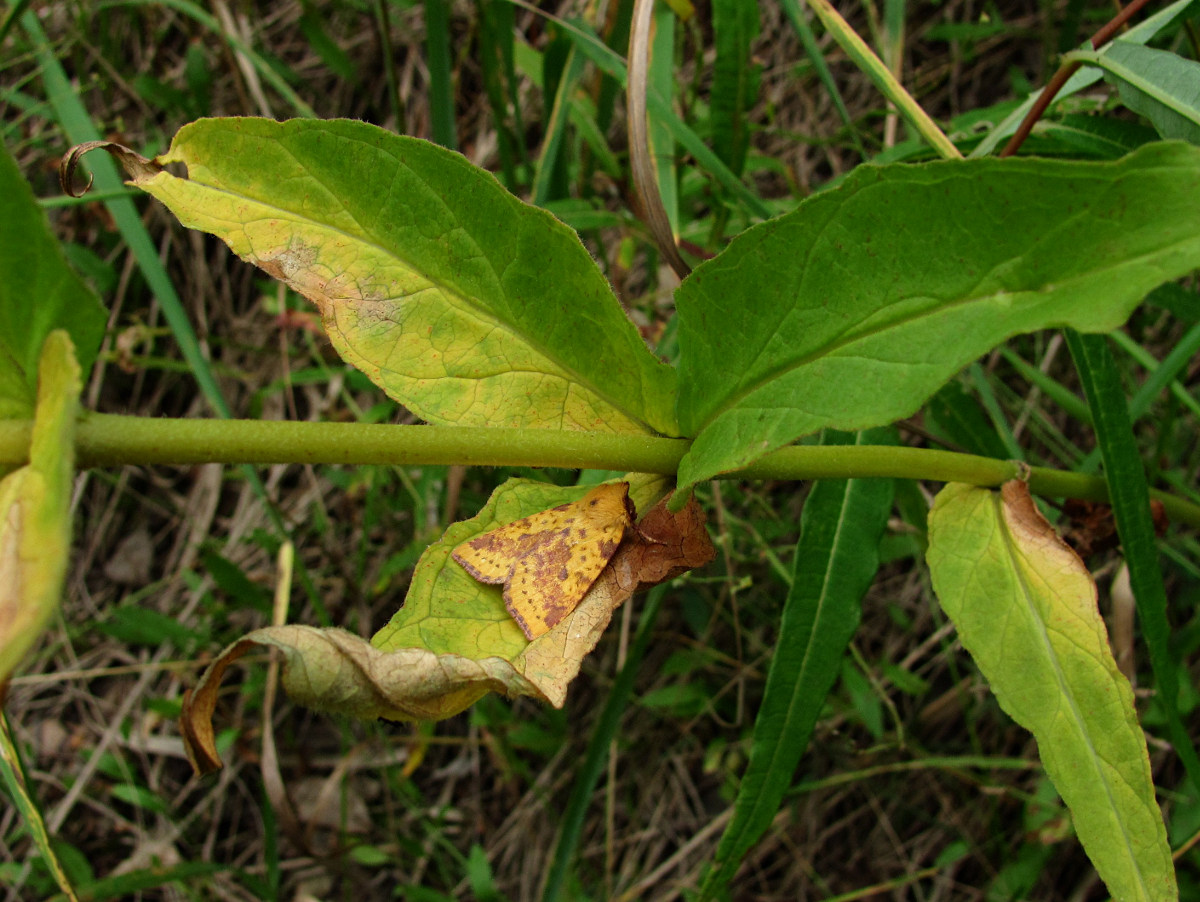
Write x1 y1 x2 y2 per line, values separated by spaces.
676 142 1200 490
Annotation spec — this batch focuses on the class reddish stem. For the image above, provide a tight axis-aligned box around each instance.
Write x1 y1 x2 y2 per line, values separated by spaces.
1000 0 1158 157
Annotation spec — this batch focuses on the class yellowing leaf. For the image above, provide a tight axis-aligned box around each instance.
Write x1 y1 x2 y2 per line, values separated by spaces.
0 332 81 683
518 492 716 704
927 481 1176 902
81 120 679 436
452 482 635 639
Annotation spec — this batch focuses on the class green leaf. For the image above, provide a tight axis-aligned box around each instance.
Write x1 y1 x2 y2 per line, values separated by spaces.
675 143 1200 492
969 0 1195 158
711 0 761 177
136 118 678 436
927 481 1176 902
702 428 894 898
0 331 81 682
0 143 106 419
1075 41 1200 145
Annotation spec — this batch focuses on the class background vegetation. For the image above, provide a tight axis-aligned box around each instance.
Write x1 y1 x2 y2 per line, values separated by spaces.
3 0 1199 899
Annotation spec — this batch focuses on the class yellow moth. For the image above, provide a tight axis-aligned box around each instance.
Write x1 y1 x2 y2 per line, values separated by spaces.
452 482 635 639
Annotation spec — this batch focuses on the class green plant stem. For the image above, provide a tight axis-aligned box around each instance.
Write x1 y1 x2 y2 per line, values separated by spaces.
1 414 1197 527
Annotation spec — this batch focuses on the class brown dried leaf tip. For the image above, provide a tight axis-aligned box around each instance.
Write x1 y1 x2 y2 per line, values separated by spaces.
452 482 636 639
59 141 162 198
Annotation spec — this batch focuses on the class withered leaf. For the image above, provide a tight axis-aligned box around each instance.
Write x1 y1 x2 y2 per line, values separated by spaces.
180 626 542 774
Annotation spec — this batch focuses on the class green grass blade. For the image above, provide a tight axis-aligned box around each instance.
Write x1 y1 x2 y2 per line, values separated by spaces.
1113 324 1200 421
701 428 895 899
22 10 234 421
710 0 760 176
805 0 959 159
374 0 407 134
779 0 864 157
476 0 524 189
532 33 586 205
593 0 633 136
998 348 1094 424
424 0 458 149
0 712 79 900
967 362 1023 459
0 0 32 45
23 12 306 579
539 585 666 902
1065 329 1200 798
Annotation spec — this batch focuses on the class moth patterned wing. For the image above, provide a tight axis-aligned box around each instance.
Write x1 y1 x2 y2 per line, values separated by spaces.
503 482 634 638
452 504 575 585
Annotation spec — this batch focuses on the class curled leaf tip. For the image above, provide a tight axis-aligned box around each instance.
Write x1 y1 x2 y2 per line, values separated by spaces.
59 141 162 197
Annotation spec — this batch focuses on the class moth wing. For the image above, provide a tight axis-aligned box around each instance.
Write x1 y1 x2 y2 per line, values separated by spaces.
504 509 628 639
451 504 573 584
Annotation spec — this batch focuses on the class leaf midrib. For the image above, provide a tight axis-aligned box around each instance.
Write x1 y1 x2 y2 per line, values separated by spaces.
693 235 1195 436
994 491 1149 897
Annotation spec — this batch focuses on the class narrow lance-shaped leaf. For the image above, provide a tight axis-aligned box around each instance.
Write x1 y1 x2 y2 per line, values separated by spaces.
1072 41 1200 145
1065 329 1200 797
675 143 1200 493
926 481 1176 902
711 0 761 177
126 118 679 436
703 428 895 898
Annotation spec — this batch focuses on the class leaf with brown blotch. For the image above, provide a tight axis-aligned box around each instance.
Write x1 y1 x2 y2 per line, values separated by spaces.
518 493 715 704
180 625 544 774
452 482 635 639
180 488 716 772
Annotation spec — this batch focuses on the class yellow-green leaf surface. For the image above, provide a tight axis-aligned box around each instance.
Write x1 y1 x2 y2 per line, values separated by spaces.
0 331 81 682
136 118 677 435
927 481 1175 902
